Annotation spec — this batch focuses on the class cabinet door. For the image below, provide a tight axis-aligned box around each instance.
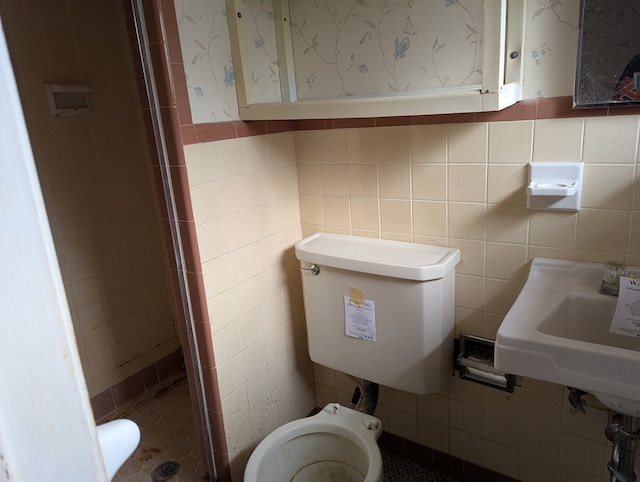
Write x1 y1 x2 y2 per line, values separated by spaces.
226 0 525 120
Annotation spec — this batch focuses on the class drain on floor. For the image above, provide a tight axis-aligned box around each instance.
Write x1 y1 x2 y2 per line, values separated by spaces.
151 460 181 481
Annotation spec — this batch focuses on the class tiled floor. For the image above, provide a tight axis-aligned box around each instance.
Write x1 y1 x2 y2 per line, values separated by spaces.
100 371 460 482
98 370 210 482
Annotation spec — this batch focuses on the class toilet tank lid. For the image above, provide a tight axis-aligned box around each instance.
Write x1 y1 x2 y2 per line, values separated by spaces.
295 233 460 281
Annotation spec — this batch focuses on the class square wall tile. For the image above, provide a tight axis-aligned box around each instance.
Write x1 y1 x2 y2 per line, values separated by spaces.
317 129 347 163
449 428 482 465
448 164 486 202
418 418 449 454
487 164 528 205
583 116 639 164
482 410 519 448
412 201 446 237
323 196 350 228
484 278 522 315
417 394 449 424
529 211 577 249
454 307 483 337
298 195 324 226
346 128 379 164
448 238 485 276
485 242 528 281
482 440 519 479
267 132 293 167
296 164 322 195
576 209 631 254
378 126 411 163
380 200 411 234
519 421 561 461
455 274 485 311
379 163 411 199
348 164 378 197
448 123 487 163
580 164 635 210
350 198 380 231
411 125 447 164
449 202 486 240
486 205 528 244
532 118 584 162
389 407 419 441
517 452 559 482
412 164 446 201
488 120 533 164
560 433 606 476
320 164 349 196
520 389 563 429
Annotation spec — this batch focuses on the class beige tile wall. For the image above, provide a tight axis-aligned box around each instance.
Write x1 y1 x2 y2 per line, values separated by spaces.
183 132 316 481
295 117 640 482
0 0 180 396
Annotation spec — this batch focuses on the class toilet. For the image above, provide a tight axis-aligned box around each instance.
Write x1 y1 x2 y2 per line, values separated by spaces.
244 403 383 482
244 233 460 482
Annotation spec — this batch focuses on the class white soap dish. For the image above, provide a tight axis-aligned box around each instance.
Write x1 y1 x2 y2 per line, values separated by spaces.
527 179 578 196
526 162 583 211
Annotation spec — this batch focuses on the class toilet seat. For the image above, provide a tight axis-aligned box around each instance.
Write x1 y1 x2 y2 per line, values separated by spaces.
244 403 383 482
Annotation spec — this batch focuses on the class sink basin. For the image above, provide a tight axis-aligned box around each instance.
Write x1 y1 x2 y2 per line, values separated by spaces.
494 258 640 416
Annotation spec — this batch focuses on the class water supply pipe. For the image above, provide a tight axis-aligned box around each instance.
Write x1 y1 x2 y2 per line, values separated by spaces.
347 376 379 416
606 414 639 482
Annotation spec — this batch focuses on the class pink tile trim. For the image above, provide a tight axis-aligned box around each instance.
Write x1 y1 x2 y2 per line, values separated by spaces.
160 0 183 64
178 220 202 273
376 115 421 127
125 0 230 476
174 96 640 145
90 349 184 420
476 99 538 122
236 120 268 138
266 120 294 133
195 122 237 142
332 117 375 128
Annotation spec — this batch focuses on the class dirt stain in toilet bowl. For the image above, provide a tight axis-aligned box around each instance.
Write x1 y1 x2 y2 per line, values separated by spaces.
292 460 365 482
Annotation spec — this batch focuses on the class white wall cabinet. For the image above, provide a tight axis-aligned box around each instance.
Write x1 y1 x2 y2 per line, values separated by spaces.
226 0 525 120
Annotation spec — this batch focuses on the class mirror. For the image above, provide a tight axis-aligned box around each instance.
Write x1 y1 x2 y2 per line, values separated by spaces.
574 0 640 108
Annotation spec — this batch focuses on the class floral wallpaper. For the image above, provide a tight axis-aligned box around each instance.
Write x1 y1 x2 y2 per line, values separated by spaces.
174 0 239 122
175 0 581 124
241 0 282 103
522 0 580 99
289 0 483 99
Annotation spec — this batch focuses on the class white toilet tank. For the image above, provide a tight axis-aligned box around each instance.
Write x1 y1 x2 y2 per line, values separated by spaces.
295 233 460 395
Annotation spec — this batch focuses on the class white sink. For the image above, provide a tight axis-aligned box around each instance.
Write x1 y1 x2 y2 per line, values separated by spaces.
494 258 640 416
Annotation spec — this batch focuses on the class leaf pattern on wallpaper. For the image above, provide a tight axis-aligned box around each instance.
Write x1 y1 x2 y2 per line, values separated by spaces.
532 0 578 30
242 0 281 102
289 0 484 100
522 0 579 99
420 0 483 87
175 0 238 121
290 0 369 96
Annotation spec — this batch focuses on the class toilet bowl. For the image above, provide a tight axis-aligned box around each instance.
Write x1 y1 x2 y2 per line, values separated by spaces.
244 403 383 482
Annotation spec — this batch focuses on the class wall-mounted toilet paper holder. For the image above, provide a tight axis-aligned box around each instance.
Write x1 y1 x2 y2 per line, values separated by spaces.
454 334 514 392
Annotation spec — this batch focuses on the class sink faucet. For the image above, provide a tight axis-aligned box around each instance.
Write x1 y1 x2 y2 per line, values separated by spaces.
600 261 628 296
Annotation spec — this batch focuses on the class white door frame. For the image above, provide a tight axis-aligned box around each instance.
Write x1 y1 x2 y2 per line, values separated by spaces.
0 20 107 482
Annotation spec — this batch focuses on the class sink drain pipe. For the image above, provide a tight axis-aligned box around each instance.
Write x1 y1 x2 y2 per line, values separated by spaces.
606 414 639 482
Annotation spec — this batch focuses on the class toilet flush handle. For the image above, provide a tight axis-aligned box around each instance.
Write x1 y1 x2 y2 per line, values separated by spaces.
300 264 320 275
